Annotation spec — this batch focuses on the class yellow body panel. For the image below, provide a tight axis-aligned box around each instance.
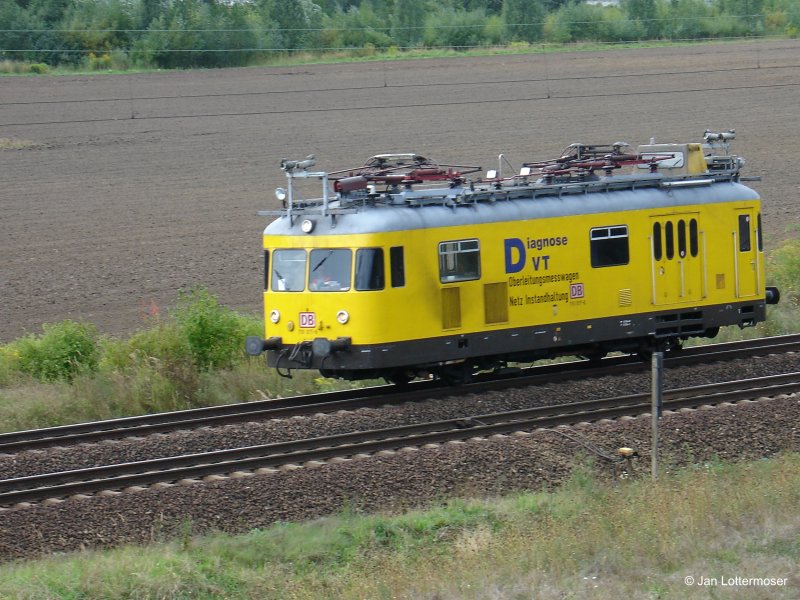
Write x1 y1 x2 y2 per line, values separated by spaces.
262 199 763 347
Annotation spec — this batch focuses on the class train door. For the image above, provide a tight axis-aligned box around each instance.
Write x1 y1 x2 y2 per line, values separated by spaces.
734 209 760 298
438 239 481 330
650 215 703 305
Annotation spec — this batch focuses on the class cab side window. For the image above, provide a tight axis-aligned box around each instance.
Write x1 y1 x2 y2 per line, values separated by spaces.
355 248 384 291
390 246 405 287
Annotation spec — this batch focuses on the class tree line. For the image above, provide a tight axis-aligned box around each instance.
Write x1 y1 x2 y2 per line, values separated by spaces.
1 0 798 70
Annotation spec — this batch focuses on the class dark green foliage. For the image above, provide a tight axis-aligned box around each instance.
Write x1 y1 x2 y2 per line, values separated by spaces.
0 1 796 73
391 0 427 47
321 5 394 50
503 0 547 42
623 0 660 38
424 8 493 49
15 320 99 382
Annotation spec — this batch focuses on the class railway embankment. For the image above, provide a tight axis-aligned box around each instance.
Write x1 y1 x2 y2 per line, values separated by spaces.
0 366 797 561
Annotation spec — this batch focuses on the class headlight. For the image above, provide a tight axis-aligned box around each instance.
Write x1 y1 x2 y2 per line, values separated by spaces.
269 309 280 324
275 187 287 201
336 310 349 324
301 219 315 234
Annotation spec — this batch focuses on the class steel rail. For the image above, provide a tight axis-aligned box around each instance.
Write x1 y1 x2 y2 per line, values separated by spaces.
2 371 798 506
1 333 798 453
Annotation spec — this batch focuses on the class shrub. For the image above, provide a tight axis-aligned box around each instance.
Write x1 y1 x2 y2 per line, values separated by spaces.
14 320 99 382
29 62 49 74
172 288 259 371
101 323 192 372
85 52 112 71
767 235 800 306
0 344 21 387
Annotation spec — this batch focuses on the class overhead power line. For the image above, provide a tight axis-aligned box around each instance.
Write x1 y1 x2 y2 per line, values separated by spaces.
2 80 798 129
1 64 798 108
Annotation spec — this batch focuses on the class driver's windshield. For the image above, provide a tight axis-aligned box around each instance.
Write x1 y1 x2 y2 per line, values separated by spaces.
271 249 307 292
309 249 352 291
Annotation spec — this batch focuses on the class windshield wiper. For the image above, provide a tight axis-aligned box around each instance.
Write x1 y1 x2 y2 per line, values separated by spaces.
312 250 334 273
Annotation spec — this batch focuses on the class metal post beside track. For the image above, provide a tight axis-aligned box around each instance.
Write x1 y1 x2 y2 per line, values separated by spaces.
651 349 664 480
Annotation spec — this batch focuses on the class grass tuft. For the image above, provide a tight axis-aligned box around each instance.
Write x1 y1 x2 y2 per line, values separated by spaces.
0 454 798 598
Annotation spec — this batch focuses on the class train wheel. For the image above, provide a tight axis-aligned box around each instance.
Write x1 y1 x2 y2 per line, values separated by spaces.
439 363 473 386
385 371 412 386
638 338 681 361
581 350 607 363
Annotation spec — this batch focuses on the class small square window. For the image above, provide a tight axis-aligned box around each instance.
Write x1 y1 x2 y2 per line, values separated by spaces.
439 239 480 282
590 225 629 268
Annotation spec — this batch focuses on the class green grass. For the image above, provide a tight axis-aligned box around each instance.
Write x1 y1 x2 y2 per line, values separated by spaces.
1 453 798 599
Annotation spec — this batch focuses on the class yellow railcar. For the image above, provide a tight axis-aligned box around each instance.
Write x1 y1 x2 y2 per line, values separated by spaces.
246 133 779 383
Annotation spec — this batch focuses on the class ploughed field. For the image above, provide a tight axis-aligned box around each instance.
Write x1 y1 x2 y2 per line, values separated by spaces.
1 40 799 341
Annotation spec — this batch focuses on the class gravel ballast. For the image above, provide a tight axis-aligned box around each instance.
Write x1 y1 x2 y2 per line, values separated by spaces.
0 352 797 481
0 389 797 562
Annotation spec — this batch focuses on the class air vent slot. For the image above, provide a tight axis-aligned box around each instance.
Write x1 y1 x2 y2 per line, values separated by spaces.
442 287 461 329
484 282 509 324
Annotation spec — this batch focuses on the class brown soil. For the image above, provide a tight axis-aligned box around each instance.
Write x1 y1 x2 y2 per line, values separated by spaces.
2 40 799 341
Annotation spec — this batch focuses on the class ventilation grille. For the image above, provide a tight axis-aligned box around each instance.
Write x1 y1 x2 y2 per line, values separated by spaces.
442 287 461 329
484 282 509 324
618 288 632 307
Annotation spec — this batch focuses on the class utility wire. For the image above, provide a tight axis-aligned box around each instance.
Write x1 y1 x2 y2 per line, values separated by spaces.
2 80 798 128
2 64 798 108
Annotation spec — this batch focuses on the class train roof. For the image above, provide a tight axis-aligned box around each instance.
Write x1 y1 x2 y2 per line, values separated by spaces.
262 178 759 237
260 130 760 237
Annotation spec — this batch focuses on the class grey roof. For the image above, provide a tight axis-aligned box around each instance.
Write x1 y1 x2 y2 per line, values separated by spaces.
263 180 759 237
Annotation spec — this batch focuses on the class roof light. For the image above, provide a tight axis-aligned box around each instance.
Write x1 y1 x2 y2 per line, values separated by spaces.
301 219 315 234
275 187 287 201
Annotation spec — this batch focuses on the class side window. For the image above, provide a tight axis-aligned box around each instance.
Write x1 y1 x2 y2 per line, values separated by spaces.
652 222 662 260
757 213 763 251
271 249 306 292
590 225 629 268
263 250 269 291
439 239 480 282
689 219 699 257
355 248 384 291
390 246 405 288
665 221 675 260
309 249 352 291
739 214 751 252
678 219 687 258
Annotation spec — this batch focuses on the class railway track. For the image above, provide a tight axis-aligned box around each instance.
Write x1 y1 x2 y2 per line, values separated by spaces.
1 333 798 455
2 371 798 507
